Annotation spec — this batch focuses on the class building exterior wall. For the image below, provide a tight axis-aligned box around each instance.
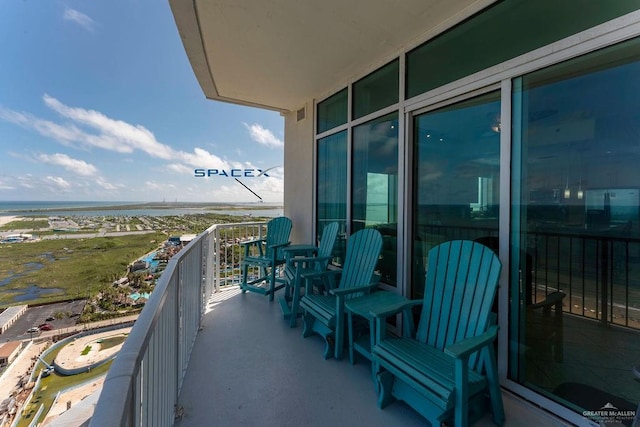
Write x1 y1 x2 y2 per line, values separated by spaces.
295 5 640 426
283 105 315 244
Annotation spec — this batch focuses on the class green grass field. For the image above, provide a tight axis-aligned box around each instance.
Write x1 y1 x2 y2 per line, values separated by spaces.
98 335 128 351
0 232 165 306
0 218 49 231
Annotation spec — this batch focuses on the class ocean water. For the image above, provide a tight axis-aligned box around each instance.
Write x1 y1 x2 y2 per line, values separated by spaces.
0 201 283 218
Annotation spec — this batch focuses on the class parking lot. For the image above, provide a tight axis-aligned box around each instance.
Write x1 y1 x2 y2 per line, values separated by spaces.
1 300 86 341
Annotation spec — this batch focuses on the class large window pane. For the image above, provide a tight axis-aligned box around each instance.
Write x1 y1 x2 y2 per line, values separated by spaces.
317 131 348 262
317 89 348 134
510 37 640 416
406 0 640 99
352 113 398 285
353 60 399 120
412 91 501 299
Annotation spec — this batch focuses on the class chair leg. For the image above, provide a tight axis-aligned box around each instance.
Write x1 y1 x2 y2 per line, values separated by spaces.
302 313 314 338
335 306 345 360
454 358 469 427
347 312 355 364
289 280 301 328
268 268 276 302
322 335 334 360
240 263 248 293
368 319 377 382
376 371 395 409
484 346 505 426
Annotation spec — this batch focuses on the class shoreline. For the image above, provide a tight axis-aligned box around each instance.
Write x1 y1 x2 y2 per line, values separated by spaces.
0 201 282 215
0 215 19 227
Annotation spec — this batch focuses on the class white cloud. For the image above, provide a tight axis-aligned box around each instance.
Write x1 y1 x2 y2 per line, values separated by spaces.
44 176 71 189
43 94 174 158
95 177 120 191
0 177 15 190
166 164 193 174
145 181 177 191
63 8 97 32
37 153 98 176
243 123 284 149
0 96 285 202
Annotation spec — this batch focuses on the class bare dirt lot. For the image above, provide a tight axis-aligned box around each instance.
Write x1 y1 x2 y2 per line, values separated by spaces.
54 328 130 372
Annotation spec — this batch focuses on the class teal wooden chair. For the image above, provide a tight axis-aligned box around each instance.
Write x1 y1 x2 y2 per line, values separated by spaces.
279 222 340 327
371 240 505 427
299 228 382 360
240 216 292 301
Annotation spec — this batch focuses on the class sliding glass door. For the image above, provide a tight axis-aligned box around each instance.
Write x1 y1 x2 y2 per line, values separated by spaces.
510 37 640 420
412 91 501 299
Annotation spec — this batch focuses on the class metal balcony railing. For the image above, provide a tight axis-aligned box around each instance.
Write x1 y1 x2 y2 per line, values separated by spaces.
89 221 267 427
419 224 640 329
90 220 640 426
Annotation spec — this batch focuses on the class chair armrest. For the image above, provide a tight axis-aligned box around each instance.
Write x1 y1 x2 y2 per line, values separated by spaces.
240 238 265 246
289 255 331 266
445 325 498 360
302 268 340 281
282 245 318 256
302 269 341 293
269 241 291 250
369 300 422 319
330 282 379 296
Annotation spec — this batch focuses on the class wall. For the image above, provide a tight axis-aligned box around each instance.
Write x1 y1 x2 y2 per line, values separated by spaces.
283 104 315 244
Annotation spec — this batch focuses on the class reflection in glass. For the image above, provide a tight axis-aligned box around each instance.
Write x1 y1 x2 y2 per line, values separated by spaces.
317 131 347 263
317 89 348 134
412 91 501 299
511 37 640 414
353 60 399 120
352 113 398 285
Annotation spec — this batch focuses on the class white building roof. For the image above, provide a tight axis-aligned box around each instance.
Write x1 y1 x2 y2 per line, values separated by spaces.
0 305 28 330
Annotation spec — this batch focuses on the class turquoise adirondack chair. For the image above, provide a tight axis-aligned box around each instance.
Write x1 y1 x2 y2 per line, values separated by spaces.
240 216 292 301
299 228 382 360
279 222 340 327
371 240 505 426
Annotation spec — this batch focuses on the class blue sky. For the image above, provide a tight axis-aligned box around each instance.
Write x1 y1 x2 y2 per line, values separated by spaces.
0 1 284 204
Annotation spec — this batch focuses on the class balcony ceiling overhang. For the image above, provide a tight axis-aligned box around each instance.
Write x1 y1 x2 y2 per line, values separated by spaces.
169 0 496 112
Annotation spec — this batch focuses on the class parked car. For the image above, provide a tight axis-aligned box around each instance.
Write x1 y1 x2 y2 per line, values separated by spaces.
27 327 39 333
39 323 53 331
46 316 55 321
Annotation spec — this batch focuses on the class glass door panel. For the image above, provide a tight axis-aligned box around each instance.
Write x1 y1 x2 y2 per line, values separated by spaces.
412 91 501 299
352 113 398 285
317 130 348 264
510 37 640 419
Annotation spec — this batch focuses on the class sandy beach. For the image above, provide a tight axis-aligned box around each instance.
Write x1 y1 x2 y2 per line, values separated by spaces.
0 215 19 227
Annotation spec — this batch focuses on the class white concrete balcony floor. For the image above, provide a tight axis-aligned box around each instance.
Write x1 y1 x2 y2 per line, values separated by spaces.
175 286 569 427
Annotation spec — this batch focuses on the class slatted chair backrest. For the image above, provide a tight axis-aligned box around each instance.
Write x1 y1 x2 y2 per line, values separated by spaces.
315 222 340 270
338 228 383 298
417 240 501 370
264 216 293 262
283 221 339 284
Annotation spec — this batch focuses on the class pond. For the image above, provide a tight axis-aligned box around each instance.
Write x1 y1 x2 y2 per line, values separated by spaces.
10 284 64 301
0 254 63 301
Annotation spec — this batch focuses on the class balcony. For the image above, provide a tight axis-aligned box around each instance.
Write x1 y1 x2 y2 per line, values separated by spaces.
87 222 584 426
